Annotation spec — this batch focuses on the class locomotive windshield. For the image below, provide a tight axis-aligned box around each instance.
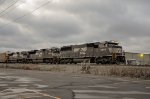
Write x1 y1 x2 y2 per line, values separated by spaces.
61 46 72 51
107 42 118 47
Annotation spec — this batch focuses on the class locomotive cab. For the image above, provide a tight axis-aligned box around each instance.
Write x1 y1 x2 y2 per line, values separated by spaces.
95 41 125 64
106 41 122 54
106 41 125 64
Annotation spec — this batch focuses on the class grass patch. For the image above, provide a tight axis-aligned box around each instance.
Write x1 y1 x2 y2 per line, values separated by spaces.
0 64 150 79
90 66 150 79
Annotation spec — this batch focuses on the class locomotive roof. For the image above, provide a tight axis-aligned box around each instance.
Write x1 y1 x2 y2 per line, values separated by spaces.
28 50 38 54
61 42 100 49
103 41 119 44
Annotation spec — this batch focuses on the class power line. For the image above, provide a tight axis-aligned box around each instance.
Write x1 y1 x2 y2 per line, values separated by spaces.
0 0 52 31
14 0 50 22
0 0 24 18
0 0 20 15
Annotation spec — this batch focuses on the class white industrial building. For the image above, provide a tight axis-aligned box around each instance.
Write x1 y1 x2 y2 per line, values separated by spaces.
125 52 150 65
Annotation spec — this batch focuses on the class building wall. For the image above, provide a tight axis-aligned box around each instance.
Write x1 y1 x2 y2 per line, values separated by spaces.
125 52 150 65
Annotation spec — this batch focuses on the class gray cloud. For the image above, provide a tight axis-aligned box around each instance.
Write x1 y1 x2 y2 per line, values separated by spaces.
0 0 150 53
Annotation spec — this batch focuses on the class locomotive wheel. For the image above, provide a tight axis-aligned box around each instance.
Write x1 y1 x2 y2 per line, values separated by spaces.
101 58 107 64
96 62 100 65
115 61 120 65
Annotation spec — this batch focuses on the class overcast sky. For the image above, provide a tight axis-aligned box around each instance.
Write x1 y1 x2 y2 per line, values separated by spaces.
0 0 150 53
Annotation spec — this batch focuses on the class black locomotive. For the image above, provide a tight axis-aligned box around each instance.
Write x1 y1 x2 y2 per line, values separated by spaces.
60 41 125 64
